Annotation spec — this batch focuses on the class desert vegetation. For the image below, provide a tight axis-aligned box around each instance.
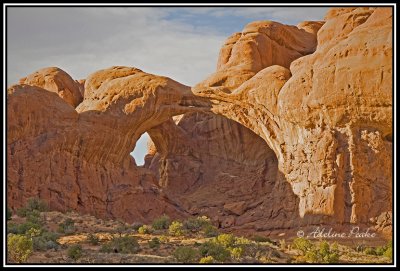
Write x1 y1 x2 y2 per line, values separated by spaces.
6 199 393 264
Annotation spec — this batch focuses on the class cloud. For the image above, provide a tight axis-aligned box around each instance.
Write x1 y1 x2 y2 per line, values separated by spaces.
6 7 225 86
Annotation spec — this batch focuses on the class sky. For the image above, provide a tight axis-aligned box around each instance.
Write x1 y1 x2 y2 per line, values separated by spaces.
6 6 329 165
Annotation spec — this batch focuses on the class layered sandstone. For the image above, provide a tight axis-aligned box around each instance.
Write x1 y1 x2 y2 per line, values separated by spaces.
7 7 392 236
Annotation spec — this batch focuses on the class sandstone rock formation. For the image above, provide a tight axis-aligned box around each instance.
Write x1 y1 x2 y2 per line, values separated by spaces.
19 67 83 107
7 7 392 237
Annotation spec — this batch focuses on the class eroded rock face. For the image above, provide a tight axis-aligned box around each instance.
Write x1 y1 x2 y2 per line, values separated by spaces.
194 7 392 228
7 8 392 236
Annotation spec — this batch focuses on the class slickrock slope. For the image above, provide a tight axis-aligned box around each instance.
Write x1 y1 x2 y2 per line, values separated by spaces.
7 7 392 236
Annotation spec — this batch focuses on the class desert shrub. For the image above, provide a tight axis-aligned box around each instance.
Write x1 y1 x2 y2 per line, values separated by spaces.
67 244 83 261
8 221 42 235
58 218 75 234
148 237 161 249
363 241 392 260
158 235 169 243
152 215 171 230
7 234 33 263
115 224 129 237
32 231 60 251
184 216 212 232
131 222 143 231
138 225 153 234
25 210 43 225
199 255 215 264
214 234 236 248
87 233 99 245
203 224 219 237
199 241 231 262
234 236 252 246
100 236 140 254
383 246 392 260
32 236 60 251
293 237 313 254
364 247 376 255
16 198 48 217
168 221 184 236
7 207 12 220
230 247 244 261
26 198 48 212
26 228 41 237
314 241 339 263
374 246 386 255
173 246 199 263
293 239 339 263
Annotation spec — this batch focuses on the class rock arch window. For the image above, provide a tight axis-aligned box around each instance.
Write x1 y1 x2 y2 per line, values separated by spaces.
130 132 150 166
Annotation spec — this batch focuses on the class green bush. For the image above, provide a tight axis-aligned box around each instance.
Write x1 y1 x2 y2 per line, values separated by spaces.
7 234 33 263
184 216 212 232
383 246 392 260
230 247 244 261
199 241 231 262
100 236 140 254
16 198 48 217
203 224 219 237
363 241 392 260
168 221 184 236
199 255 215 264
131 222 143 231
32 231 60 251
158 235 169 243
364 247 376 255
7 207 12 220
152 215 171 230
67 244 83 261
293 239 339 263
214 233 236 248
7 221 42 235
293 237 313 255
87 233 99 245
25 210 43 225
58 218 75 234
235 236 252 246
173 246 199 263
26 198 48 212
148 237 161 249
138 225 153 234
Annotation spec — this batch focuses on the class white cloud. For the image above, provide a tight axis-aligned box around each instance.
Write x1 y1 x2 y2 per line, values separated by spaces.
7 7 225 86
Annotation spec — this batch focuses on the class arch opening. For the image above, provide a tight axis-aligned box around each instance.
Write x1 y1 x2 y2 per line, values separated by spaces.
142 112 300 232
130 132 150 166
